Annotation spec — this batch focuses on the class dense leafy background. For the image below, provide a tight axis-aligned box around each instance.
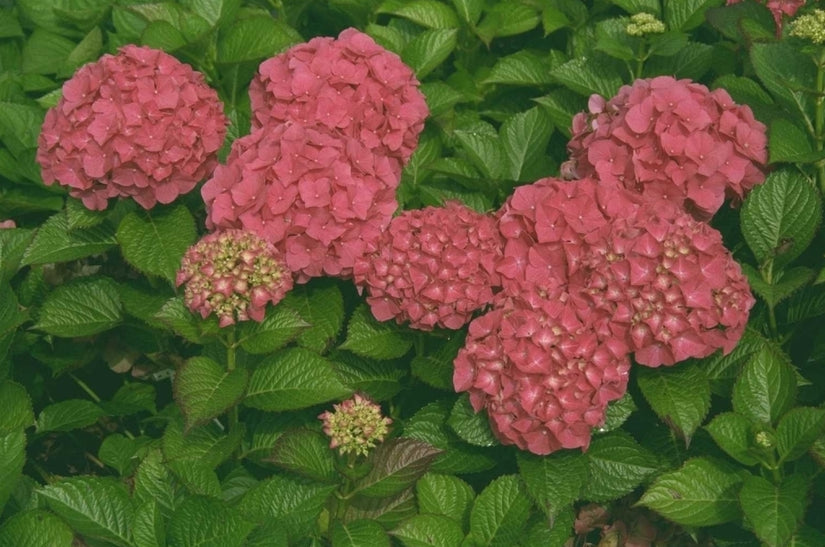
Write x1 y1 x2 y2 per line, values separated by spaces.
1 0 824 545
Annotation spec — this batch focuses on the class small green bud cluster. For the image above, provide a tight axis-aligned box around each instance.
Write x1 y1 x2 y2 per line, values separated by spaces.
626 12 666 36
319 394 392 457
790 9 825 44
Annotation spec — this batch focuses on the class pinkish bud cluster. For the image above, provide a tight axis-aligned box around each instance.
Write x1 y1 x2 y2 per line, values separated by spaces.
0 220 16 229
37 45 228 210
453 295 630 455
201 122 398 283
353 201 503 330
176 229 293 327
319 394 392 456
565 76 767 220
250 27 428 178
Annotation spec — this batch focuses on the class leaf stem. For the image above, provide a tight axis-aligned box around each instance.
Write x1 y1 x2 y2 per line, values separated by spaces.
815 49 825 193
70 373 101 404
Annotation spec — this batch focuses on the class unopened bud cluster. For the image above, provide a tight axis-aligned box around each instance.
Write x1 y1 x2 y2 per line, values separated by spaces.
319 394 392 456
790 9 825 44
176 229 293 327
626 13 666 36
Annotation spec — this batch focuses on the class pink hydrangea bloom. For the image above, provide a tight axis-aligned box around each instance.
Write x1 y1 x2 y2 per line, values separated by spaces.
453 293 630 455
576 200 755 367
353 201 503 330
201 121 398 282
37 45 228 210
249 27 428 178
176 229 293 327
566 76 767 220
726 0 805 36
0 220 16 229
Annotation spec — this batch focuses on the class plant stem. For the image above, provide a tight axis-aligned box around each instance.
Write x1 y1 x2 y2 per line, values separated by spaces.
815 49 825 194
70 373 101 404
225 328 239 451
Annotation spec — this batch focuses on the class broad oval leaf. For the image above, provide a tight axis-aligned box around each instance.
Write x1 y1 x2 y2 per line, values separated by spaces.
36 399 105 433
468 475 532 547
732 345 797 426
705 412 760 466
390 514 464 547
174 356 248 431
402 29 458 79
237 305 308 354
340 304 412 360
379 0 460 28
244 347 351 411
330 519 390 547
583 431 660 501
416 473 475 525
447 394 497 447
776 407 825 463
0 509 75 547
517 450 587 518
739 474 808 547
22 212 116 266
167 495 254 547
34 276 123 337
500 106 554 182
637 363 711 444
0 430 25 513
116 205 196 283
351 437 442 498
266 428 337 483
0 380 34 432
638 457 744 527
217 16 299 64
283 283 345 353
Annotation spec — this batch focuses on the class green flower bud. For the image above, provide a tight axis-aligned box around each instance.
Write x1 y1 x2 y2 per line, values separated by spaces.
319 394 392 457
626 13 666 36
790 9 825 44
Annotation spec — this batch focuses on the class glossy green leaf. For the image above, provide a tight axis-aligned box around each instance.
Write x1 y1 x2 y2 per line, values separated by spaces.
98 434 153 477
0 510 75 547
34 276 122 337
402 29 458 79
769 119 817 164
116 205 196 283
750 41 815 121
447 394 497 447
162 416 242 469
340 304 413 360
476 3 540 44
22 212 116 266
468 475 532 547
776 407 825 463
483 51 556 86
732 346 797 426
168 495 254 547
517 450 587 518
743 264 814 310
391 514 464 547
217 16 300 63
332 351 405 401
416 473 475 525
174 356 248 430
266 428 337 483
500 106 553 182
351 437 442 498
705 412 760 466
0 430 25 513
550 55 624 98
0 380 34 433
451 0 483 26
36 399 105 433
330 519 391 547
379 0 459 28
637 363 711 444
664 0 720 31
133 499 165 547
583 431 660 501
237 305 308 354
740 474 807 547
283 283 345 353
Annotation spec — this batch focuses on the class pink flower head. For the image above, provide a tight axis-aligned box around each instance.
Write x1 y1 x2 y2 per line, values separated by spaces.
0 219 16 229
201 122 399 282
566 76 767 220
583 200 755 367
353 201 503 330
176 229 293 327
319 393 392 456
249 28 428 178
726 0 805 36
37 45 228 210
453 295 631 455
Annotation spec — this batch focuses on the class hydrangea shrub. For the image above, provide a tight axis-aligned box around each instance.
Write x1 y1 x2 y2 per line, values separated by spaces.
1 2 824 546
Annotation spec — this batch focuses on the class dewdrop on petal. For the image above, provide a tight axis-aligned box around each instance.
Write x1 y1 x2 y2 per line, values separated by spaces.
319 394 392 457
176 229 293 327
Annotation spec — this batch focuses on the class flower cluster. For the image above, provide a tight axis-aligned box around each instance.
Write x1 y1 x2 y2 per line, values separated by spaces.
249 27 428 178
176 229 292 327
453 297 630 454
0 220 16 229
201 122 398 282
565 76 767 220
319 394 392 456
790 9 825 44
726 0 805 37
37 45 227 210
626 13 666 36
353 201 503 330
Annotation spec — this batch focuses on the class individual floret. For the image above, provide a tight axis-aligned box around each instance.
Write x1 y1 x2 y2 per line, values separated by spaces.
201 121 398 282
249 27 428 178
37 45 228 210
453 295 631 455
354 201 503 330
565 76 767 220
176 229 293 327
319 394 392 457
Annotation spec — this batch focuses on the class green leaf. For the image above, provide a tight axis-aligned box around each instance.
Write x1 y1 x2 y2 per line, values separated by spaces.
705 412 760 466
453 121 505 180
743 264 814 309
613 0 661 16
183 0 241 27
98 434 153 476
645 41 713 80
116 205 196 283
266 428 337 483
133 499 165 547
542 7 571 35
416 473 475 525
637 363 711 444
601 391 638 432
36 399 105 433
447 394 497 447
0 380 34 433
217 16 300 64
476 3 540 45
740 474 807 547
0 510 75 547
732 346 797 426
391 514 464 547
517 450 587 518
648 31 689 57
22 29 74 75
769 119 816 164
379 0 459 28
776 407 825 463
63 26 102 75
500 106 553 182
351 437 441 498
40 476 135 547
550 55 624 98
34 276 123 337
340 304 413 360
332 351 405 401
640 457 745 527
664 0 721 31
0 430 25 512
239 475 336 541
451 0 483 26
533 89 585 138
0 102 43 156
468 475 532 547
23 212 117 266
420 82 465 117
410 332 463 391
330 520 391 547
483 51 556 86
583 431 660 501
134 449 177 517
104 382 157 416
741 170 822 270
168 495 254 547
245 347 351 411
237 305 308 354
0 229 34 284
284 283 345 353
0 9 23 38
402 29 458 79
154 296 217 344
750 42 816 121
169 458 222 496
340 489 418 528
162 416 241 468
174 356 248 431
